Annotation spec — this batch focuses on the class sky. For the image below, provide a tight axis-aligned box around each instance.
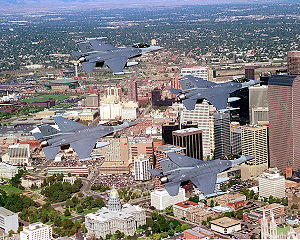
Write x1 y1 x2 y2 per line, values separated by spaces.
0 0 294 11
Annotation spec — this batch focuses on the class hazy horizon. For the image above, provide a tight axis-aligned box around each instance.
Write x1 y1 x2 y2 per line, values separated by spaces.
0 0 296 12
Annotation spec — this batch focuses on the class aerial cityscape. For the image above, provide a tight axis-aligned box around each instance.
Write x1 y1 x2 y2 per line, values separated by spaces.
0 0 300 239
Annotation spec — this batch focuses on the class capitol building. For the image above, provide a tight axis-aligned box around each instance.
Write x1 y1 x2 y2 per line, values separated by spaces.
85 187 146 238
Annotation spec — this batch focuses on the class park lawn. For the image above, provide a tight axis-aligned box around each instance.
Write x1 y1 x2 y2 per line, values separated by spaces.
0 185 23 194
77 208 99 215
22 94 74 103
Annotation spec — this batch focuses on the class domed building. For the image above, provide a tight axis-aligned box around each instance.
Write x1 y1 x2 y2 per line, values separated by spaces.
85 187 146 238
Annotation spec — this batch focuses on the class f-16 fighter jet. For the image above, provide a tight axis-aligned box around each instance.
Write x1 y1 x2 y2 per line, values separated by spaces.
170 75 260 110
33 116 136 160
72 38 162 74
150 152 253 196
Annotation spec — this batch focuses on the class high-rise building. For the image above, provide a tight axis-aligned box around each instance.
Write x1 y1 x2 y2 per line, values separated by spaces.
0 207 18 234
105 86 122 100
150 188 186 211
171 76 181 90
287 51 300 75
230 123 242 155
214 112 230 159
85 94 100 108
134 155 151 181
251 107 269 124
268 75 300 171
127 79 138 102
245 66 255 80
241 125 269 179
258 168 286 199
162 122 198 145
20 222 52 240
180 101 212 158
181 66 212 80
151 88 161 106
249 86 268 124
172 128 203 160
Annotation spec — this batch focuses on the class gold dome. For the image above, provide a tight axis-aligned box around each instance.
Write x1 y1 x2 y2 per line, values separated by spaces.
110 188 119 198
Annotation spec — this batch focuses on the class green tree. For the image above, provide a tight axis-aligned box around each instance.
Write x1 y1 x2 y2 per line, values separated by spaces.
64 209 71 216
168 229 175 236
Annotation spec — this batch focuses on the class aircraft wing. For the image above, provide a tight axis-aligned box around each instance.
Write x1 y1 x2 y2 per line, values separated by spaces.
88 39 117 51
77 41 94 53
43 146 60 160
164 182 181 196
53 116 86 133
170 88 182 95
105 56 128 73
82 62 96 72
70 137 98 160
190 173 217 195
182 98 197 110
180 75 216 90
167 152 204 167
205 92 229 110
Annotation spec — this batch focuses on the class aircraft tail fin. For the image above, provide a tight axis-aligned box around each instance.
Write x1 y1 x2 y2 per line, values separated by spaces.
38 124 60 138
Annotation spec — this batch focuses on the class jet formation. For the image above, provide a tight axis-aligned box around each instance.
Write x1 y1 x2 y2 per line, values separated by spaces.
33 116 136 160
72 38 162 74
170 75 260 110
151 152 253 196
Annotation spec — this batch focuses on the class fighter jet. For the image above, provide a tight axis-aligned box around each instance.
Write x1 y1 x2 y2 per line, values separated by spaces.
32 116 136 160
72 38 162 74
151 152 253 196
170 75 260 110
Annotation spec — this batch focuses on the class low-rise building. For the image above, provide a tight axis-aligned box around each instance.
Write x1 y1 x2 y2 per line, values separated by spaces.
150 188 185 211
186 207 216 224
21 176 43 189
243 203 285 224
5 144 30 166
210 217 241 234
0 207 19 234
20 222 52 240
0 162 18 179
183 227 214 239
85 188 146 238
46 166 90 176
210 193 246 210
78 109 99 121
173 201 200 219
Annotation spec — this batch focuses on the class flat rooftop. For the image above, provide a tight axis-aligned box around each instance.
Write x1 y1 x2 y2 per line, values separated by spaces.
210 217 241 228
173 127 202 135
0 207 16 217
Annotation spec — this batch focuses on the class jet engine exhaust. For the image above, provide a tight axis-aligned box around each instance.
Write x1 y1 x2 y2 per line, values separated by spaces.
177 93 186 101
160 176 169 184
41 140 49 147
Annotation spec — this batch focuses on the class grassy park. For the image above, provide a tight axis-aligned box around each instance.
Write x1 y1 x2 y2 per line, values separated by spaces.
22 94 73 103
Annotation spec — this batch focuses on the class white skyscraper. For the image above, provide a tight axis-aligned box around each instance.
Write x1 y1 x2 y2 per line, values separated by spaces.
179 101 212 158
134 155 151 181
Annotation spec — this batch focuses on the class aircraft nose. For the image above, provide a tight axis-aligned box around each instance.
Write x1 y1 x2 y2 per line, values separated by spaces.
230 155 254 166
